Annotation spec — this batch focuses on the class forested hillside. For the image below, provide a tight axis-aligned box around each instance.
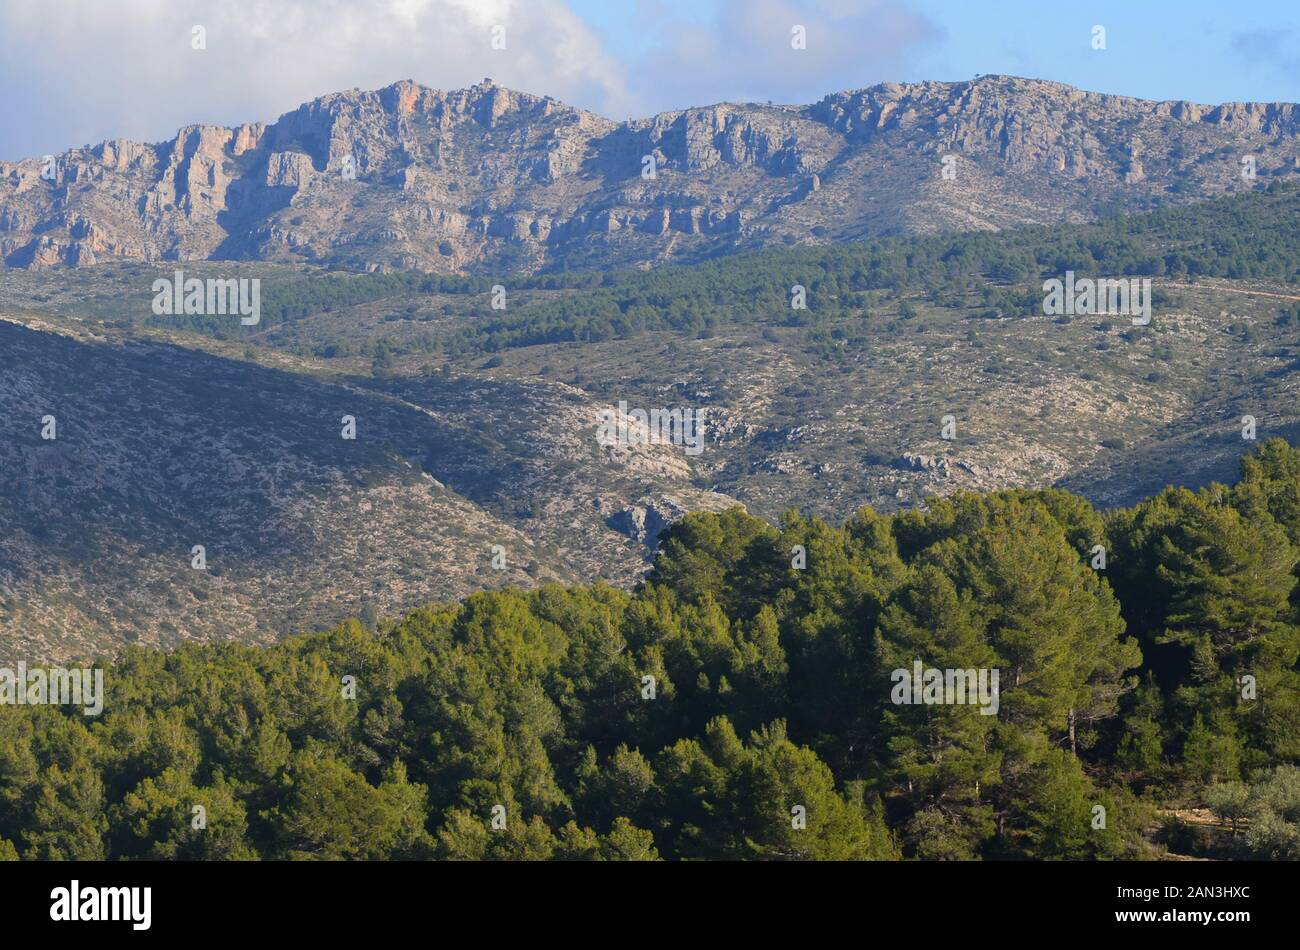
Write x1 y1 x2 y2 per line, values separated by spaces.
4 439 1299 861
8 182 1300 615
438 179 1300 356
8 180 1298 352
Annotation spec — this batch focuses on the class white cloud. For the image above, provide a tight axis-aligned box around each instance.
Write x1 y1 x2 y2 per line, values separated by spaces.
0 0 633 159
0 0 941 160
625 0 940 112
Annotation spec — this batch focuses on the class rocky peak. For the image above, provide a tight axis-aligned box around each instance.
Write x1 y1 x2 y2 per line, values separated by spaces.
812 74 1300 145
2 75 1298 272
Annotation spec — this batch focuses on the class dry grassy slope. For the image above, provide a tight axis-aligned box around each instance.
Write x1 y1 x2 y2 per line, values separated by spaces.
3 270 1298 663
456 280 1300 520
0 314 735 663
2 75 1298 273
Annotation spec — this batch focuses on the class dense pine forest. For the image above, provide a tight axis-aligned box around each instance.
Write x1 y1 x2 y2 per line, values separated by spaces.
438 180 1300 355
2 439 1299 861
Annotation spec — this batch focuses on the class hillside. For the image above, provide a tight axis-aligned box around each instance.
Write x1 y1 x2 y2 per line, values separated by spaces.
0 316 732 662
4 455 1300 861
3 185 1300 660
2 76 1299 273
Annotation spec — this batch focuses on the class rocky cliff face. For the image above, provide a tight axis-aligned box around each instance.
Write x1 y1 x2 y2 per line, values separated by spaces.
3 75 1298 273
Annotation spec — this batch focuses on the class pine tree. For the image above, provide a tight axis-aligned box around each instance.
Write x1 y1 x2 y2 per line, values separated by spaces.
875 565 1001 854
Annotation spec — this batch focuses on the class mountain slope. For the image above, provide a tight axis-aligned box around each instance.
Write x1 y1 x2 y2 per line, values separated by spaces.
5 147 1300 664
2 76 1299 273
0 316 733 663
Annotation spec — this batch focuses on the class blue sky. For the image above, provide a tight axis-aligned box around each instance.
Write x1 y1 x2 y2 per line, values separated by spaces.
1 0 1297 160
571 0 1300 108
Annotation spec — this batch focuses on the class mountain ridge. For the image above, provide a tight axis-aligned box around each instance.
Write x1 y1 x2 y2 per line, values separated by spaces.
4 75 1299 273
